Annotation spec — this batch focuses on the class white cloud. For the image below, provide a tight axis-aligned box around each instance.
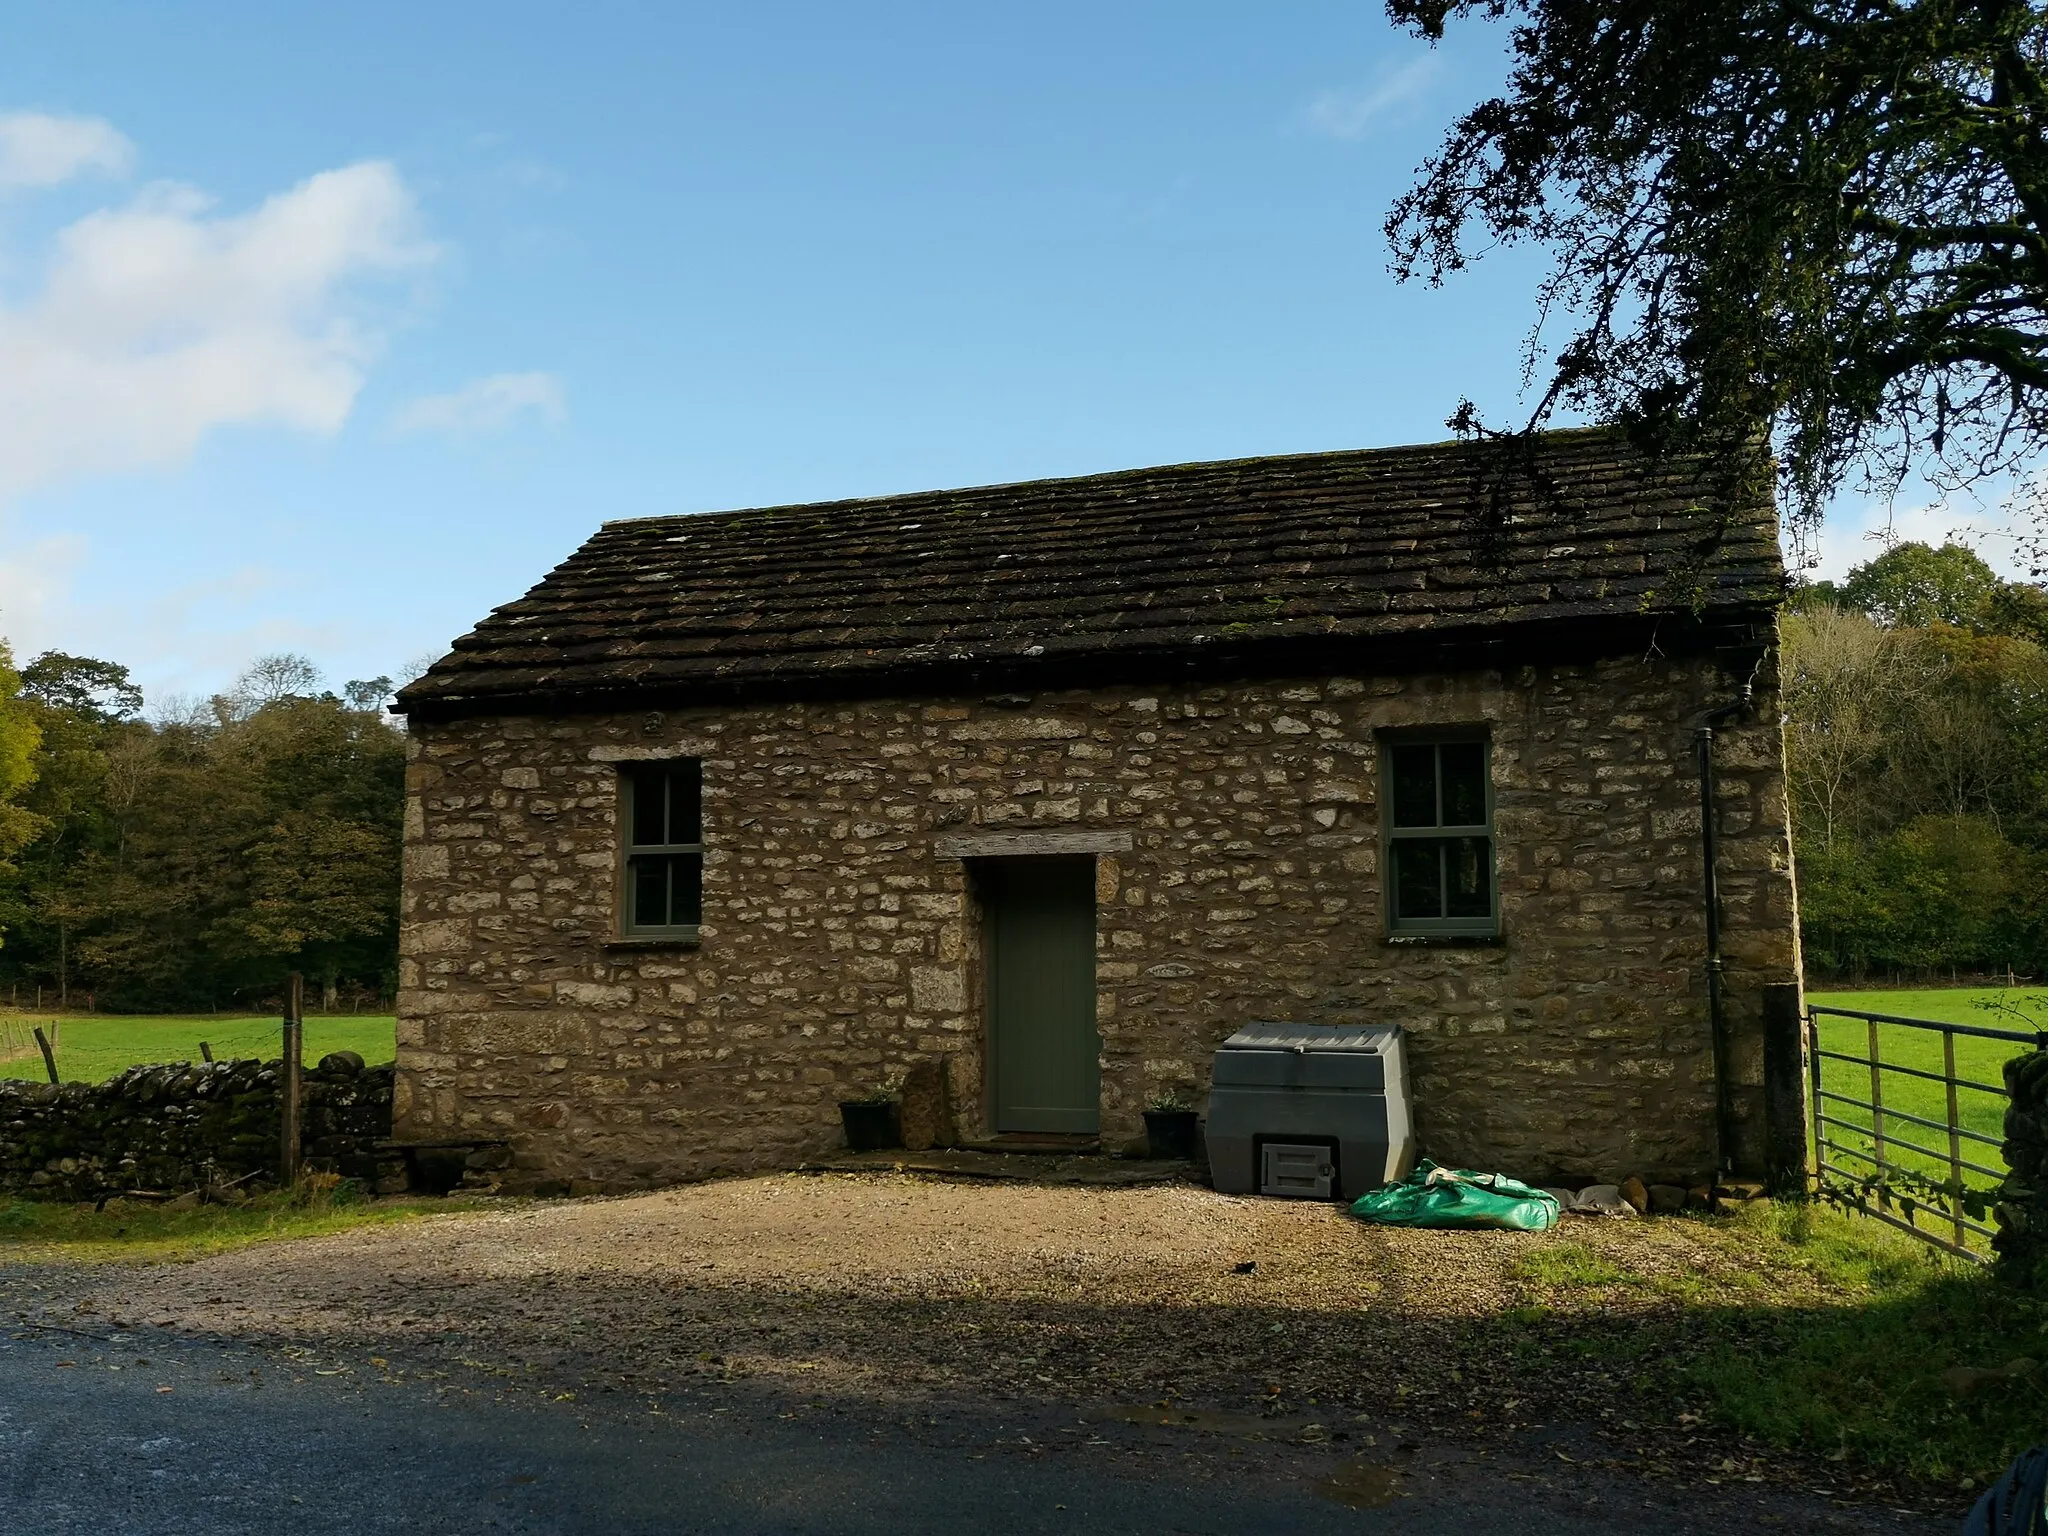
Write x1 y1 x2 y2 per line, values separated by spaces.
0 531 87 662
0 111 134 188
395 371 566 435
0 157 435 500
1791 492 2038 584
0 541 360 703
1299 57 1442 141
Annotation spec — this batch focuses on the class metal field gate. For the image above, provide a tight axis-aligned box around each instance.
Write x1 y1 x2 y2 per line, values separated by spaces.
1807 1003 2042 1261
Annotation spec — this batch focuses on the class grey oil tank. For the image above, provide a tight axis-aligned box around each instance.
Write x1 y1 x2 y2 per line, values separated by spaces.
1204 1023 1415 1201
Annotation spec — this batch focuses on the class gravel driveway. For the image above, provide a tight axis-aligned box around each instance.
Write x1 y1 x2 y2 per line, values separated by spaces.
0 1171 1951 1522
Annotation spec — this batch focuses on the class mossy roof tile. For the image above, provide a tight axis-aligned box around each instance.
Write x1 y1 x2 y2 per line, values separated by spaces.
398 429 1782 712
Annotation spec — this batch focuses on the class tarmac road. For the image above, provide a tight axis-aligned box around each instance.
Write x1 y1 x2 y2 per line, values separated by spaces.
0 1326 1953 1535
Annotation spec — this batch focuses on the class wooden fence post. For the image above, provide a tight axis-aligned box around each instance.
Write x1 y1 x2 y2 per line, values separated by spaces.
280 974 304 1187
31 1026 58 1086
1762 982 1810 1198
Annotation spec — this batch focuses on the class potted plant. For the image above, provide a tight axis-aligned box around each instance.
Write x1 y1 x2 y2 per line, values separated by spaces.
1143 1092 1200 1161
838 1087 901 1152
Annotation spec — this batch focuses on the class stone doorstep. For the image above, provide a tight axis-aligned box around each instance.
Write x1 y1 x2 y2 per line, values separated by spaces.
797 1147 1199 1188
964 1133 1102 1155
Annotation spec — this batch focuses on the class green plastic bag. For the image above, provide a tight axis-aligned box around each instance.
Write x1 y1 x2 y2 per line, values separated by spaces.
1348 1159 1560 1232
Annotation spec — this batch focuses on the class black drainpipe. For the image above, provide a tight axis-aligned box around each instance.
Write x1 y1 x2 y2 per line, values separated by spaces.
1696 660 1760 1176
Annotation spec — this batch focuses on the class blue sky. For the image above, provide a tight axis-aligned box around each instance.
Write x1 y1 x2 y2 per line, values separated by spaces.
0 4 2024 705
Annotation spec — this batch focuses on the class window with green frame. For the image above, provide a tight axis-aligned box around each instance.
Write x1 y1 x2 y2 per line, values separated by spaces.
1384 736 1496 934
621 760 702 936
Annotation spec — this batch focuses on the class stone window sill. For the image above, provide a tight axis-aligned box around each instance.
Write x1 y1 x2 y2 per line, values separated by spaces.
604 931 702 952
1381 932 1504 948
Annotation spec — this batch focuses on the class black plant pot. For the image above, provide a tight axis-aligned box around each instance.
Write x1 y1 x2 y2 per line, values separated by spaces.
839 1100 900 1152
1143 1108 1200 1162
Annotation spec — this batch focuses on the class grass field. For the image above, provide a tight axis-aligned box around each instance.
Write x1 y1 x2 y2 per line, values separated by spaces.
0 1015 397 1084
1809 984 2048 1036
1806 986 2043 1230
0 1180 483 1261
1510 1200 2048 1486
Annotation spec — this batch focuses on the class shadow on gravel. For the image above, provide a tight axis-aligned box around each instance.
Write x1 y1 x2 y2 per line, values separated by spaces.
9 1188 2036 1514
58 1247 2030 1510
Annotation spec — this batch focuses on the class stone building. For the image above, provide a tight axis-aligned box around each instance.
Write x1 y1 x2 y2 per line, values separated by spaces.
392 429 1799 1194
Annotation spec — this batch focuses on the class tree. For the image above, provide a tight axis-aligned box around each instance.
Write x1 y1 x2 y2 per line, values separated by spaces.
343 676 394 712
1782 607 1928 853
1780 562 2048 977
0 654 138 1001
0 648 404 1013
1896 637 2031 827
1787 579 1851 614
1842 541 2006 627
225 653 323 716
236 814 398 1010
13 656 142 845
20 653 143 722
1820 536 2048 640
0 646 42 864
1985 575 2048 644
1388 1 2048 542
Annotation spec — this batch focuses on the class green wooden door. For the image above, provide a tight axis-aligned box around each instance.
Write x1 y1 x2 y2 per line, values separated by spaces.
985 857 1100 1134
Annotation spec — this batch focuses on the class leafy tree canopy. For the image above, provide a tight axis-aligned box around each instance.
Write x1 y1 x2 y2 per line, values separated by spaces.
343 676 394 712
1388 0 2048 544
20 653 143 723
1796 537 2048 639
1781 602 2048 975
1842 541 2008 626
0 646 41 866
0 648 402 1010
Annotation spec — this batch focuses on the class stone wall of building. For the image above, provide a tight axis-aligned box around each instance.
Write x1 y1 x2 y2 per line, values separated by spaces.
395 648 1800 1193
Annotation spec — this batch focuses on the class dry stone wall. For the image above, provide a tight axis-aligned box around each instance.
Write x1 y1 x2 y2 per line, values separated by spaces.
396 650 1799 1194
0 1057 395 1202
1997 1048 2048 1287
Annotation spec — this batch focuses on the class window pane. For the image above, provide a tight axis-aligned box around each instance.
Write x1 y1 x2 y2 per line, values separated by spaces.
629 853 702 929
669 852 703 924
631 854 670 927
630 768 666 847
1446 836 1492 918
671 761 702 844
1440 742 1487 827
1392 840 1444 921
1390 746 1438 828
628 761 704 848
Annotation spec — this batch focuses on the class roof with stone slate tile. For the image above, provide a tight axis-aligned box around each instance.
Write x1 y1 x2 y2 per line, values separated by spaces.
396 428 1784 716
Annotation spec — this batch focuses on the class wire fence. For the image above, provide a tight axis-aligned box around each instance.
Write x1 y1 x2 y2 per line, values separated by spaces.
0 1016 52 1062
1809 1003 2042 1262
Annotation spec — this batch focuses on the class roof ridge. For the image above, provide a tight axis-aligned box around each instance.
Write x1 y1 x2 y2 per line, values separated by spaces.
597 425 1651 532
